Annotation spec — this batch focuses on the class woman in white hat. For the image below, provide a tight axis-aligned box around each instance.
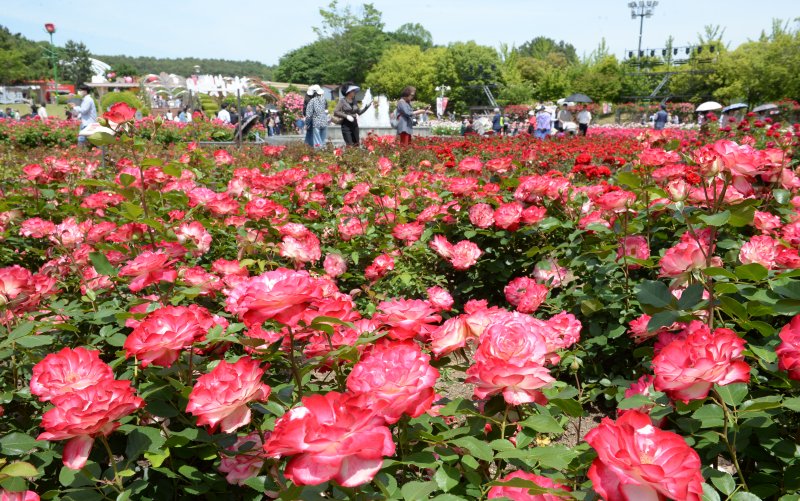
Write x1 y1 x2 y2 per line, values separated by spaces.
333 82 372 146
304 85 328 148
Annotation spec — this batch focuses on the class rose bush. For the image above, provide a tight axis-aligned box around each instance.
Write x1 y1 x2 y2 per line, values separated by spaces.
0 111 798 499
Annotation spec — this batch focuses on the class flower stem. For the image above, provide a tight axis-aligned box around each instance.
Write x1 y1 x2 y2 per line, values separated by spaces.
99 435 124 492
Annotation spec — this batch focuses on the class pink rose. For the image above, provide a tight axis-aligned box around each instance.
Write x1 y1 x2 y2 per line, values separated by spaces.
30 347 114 402
777 315 800 380
488 470 571 500
617 235 650 269
225 268 324 327
187 357 270 433
469 203 495 229
586 411 703 501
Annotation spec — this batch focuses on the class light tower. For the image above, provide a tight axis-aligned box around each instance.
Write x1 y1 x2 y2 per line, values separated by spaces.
628 1 658 60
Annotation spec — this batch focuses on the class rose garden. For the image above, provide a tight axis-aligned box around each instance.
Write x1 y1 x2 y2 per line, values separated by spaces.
0 102 799 501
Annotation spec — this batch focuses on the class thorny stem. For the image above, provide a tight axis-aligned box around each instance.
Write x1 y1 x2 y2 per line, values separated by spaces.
286 327 304 401
499 404 511 440
714 390 749 491
99 435 124 491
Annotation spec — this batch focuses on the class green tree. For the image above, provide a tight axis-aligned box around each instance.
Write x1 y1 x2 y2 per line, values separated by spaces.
572 55 623 102
364 45 443 102
390 23 433 49
60 40 93 87
0 25 50 83
518 37 578 66
434 41 502 112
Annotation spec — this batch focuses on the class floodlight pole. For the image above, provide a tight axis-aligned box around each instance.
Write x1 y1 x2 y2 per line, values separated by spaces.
628 1 658 64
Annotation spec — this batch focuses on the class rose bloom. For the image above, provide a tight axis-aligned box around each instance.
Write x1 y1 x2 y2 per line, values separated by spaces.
594 190 636 213
124 305 216 367
457 156 483 173
430 316 474 356
652 321 750 402
225 268 324 327
753 210 781 234
186 357 270 433
263 392 395 487
739 234 779 269
175 221 212 255
374 299 441 340
449 240 482 270
117 251 178 292
218 432 265 486
364 253 395 281
323 253 348 278
466 311 555 405
521 205 547 225
347 339 439 423
38 380 143 470
0 490 40 501
533 259 570 288
546 311 582 351
280 232 321 265
488 470 571 500
585 410 704 501
777 315 800 380
214 149 234 165
392 222 425 245
617 235 650 269
469 203 495 228
494 202 524 231
430 234 454 259
659 230 722 280
427 286 454 311
30 347 114 402
504 277 549 313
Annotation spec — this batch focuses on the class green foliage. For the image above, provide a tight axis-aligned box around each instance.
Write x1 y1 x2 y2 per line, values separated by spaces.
365 45 444 103
434 41 503 112
59 40 93 87
95 54 276 80
0 25 51 83
390 22 433 49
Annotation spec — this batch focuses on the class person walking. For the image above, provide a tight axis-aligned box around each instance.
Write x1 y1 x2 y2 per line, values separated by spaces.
556 103 573 132
654 104 669 130
534 106 552 139
395 86 428 146
71 84 97 145
305 85 328 148
333 83 372 147
491 108 502 135
576 105 592 136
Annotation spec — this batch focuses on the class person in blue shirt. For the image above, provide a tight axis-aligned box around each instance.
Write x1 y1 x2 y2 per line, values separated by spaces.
654 104 669 130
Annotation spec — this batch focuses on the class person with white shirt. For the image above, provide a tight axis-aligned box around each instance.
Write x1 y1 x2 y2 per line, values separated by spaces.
577 106 592 136
37 104 48 120
217 103 231 124
71 84 97 145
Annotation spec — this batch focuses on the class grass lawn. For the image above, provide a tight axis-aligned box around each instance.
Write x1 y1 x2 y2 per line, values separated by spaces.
3 103 73 119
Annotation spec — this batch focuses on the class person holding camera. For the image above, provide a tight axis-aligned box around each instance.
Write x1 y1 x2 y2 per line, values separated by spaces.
333 83 372 147
395 86 429 146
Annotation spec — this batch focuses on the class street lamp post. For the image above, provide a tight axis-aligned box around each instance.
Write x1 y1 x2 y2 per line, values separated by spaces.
628 1 658 62
44 23 58 105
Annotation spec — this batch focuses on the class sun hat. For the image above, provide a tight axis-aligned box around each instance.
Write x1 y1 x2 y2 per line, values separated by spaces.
344 85 360 95
528 110 535 116
306 85 322 96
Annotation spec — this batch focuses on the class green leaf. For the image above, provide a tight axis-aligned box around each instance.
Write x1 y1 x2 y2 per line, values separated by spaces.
0 462 39 478
119 173 137 187
88 131 116 146
718 296 747 320
163 163 182 177
125 426 166 461
648 311 680 331
729 204 756 227
450 436 493 462
678 284 705 310
616 171 642 188
715 383 748 407
521 413 563 434
704 267 737 280
735 263 768 282
692 404 724 428
433 465 459 493
0 433 41 456
773 188 791 205
708 470 736 496
15 334 54 348
731 493 762 501
637 280 674 308
486 476 561 495
526 446 578 469
549 398 584 417
401 480 437 501
702 483 721 501
617 394 653 410
698 210 731 227
783 397 800 412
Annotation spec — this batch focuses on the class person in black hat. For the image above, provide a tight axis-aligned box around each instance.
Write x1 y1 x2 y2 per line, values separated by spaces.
333 82 372 146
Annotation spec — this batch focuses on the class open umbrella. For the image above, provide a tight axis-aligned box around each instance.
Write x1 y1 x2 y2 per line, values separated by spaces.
722 103 747 113
753 103 778 113
564 93 593 103
696 101 722 112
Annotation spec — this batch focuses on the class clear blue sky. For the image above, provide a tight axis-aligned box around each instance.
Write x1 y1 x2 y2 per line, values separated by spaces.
4 0 797 66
